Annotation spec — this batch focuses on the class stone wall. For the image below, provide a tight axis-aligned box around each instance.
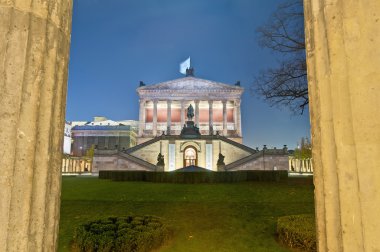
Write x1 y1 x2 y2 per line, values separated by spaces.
92 154 155 172
92 156 118 173
92 152 288 172
216 140 251 167
131 140 164 167
228 155 289 171
117 158 153 171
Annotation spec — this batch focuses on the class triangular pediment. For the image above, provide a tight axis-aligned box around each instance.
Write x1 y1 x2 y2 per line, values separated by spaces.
137 77 243 93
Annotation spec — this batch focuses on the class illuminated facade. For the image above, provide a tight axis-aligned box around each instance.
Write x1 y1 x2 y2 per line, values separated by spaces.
137 76 243 143
93 73 289 172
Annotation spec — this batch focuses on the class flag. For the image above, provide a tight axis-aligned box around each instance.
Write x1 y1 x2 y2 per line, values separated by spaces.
179 57 191 74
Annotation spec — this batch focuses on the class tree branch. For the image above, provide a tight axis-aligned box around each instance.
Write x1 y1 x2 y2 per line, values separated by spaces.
253 0 308 114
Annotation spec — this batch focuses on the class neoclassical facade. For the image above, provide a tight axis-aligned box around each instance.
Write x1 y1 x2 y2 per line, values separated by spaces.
93 73 289 172
137 75 243 143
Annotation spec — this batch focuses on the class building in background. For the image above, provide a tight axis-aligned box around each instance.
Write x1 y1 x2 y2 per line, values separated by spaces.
70 117 138 156
63 121 72 154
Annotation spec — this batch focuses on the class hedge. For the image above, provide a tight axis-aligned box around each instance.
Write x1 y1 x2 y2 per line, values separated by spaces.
99 170 288 183
277 214 316 252
72 216 171 252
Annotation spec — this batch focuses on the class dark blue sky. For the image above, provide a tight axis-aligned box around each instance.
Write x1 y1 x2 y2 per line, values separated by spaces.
66 0 310 149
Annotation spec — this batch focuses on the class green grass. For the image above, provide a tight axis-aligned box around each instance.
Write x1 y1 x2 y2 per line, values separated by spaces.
59 176 314 252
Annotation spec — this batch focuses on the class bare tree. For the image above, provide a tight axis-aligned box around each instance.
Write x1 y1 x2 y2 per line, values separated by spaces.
252 0 307 114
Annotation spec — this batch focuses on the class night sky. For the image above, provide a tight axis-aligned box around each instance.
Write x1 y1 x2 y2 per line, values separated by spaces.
66 0 310 149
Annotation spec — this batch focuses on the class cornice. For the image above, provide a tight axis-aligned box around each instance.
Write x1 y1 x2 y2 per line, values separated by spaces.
137 77 244 93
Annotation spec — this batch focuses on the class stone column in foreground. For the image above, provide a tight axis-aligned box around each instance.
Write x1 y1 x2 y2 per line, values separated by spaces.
0 0 73 251
304 1 380 251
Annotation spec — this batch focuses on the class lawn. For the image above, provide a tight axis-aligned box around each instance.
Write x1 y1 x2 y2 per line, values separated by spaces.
59 176 314 252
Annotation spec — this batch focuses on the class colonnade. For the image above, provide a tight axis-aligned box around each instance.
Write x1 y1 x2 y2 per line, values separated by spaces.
138 99 241 137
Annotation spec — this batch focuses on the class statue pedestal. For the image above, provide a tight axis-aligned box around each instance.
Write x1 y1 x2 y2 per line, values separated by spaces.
180 121 200 138
156 165 164 172
217 164 226 171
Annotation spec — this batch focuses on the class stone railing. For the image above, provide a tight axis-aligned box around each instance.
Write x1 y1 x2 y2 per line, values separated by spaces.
142 122 237 137
143 130 153 135
227 123 235 130
157 123 166 131
145 123 153 130
288 157 313 173
62 155 93 174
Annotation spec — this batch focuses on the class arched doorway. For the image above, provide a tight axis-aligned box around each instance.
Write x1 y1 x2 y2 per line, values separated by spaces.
183 146 198 167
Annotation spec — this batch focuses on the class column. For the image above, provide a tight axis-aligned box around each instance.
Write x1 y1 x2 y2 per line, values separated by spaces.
0 1 73 251
95 136 99 149
235 100 242 137
83 134 88 153
153 100 158 136
195 100 200 126
105 136 109 149
61 158 64 173
181 100 185 126
304 1 380 251
208 100 213 134
66 157 71 172
222 100 227 136
138 99 145 136
116 133 120 150
167 100 171 135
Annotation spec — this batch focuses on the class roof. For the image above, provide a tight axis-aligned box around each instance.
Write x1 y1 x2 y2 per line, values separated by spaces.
89 120 121 126
138 76 243 91
72 125 133 131
70 120 138 126
71 121 89 127
70 119 139 131
137 76 243 100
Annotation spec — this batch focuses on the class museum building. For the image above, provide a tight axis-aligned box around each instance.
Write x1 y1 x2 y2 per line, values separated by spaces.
70 117 138 156
93 70 289 172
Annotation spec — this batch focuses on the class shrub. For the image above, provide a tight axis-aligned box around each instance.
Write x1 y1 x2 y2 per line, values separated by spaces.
72 216 171 252
99 170 288 183
277 214 316 252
